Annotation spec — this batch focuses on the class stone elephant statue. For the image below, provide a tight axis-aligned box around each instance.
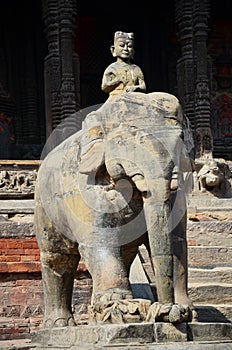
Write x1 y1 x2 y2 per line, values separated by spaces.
34 92 195 327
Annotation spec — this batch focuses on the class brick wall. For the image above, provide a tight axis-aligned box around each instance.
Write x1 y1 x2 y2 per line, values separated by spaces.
0 219 92 341
0 237 41 273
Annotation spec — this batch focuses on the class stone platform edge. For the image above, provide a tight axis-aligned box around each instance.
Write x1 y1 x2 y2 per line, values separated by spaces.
31 322 232 348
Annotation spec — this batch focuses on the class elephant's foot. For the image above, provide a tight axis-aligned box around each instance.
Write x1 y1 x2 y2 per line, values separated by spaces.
89 288 151 324
175 295 198 322
146 302 192 323
89 298 151 324
43 312 76 328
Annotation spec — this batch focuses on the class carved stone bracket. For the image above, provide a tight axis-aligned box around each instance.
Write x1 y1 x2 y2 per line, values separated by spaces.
0 160 41 198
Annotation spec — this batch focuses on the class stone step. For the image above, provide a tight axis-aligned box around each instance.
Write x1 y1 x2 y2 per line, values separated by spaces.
0 339 33 349
188 267 232 284
139 246 232 283
148 281 232 305
30 322 232 349
0 199 35 214
188 246 232 268
139 245 232 271
188 196 232 213
0 220 34 238
187 220 232 246
31 341 232 350
195 303 232 323
188 282 232 304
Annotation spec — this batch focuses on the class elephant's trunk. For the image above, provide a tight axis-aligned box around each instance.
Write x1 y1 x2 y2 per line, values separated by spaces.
143 197 174 304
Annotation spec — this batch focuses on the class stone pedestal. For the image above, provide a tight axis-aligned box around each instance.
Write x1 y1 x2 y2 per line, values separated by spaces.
31 322 187 348
31 322 232 349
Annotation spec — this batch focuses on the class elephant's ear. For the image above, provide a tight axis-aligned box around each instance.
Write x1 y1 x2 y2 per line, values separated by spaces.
79 124 105 174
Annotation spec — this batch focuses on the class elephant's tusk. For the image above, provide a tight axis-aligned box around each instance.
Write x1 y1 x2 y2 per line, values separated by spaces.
132 174 148 193
104 177 116 191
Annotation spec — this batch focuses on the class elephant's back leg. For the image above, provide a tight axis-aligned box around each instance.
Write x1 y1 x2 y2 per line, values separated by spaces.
79 243 133 304
122 233 149 275
34 196 80 327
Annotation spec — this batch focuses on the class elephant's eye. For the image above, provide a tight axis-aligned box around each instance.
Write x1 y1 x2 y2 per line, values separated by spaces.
87 126 104 139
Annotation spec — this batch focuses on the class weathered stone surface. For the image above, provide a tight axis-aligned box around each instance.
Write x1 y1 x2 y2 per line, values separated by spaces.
0 200 35 214
32 323 155 347
187 220 232 246
0 221 34 238
97 322 154 344
30 322 232 349
154 322 187 343
30 342 232 350
188 267 232 284
188 246 232 268
188 322 232 341
188 283 232 303
0 342 35 350
188 196 232 212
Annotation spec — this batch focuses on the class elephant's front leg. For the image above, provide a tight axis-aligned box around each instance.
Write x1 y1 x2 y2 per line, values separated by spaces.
171 189 191 306
171 189 197 321
144 199 174 304
144 198 191 323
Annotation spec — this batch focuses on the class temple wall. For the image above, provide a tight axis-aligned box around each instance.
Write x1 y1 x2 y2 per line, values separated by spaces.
0 227 92 340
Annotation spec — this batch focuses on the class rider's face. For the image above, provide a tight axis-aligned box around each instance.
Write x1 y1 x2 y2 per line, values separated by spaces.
114 39 134 60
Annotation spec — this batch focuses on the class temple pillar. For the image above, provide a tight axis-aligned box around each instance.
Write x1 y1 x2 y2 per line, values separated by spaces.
175 0 212 159
193 1 213 159
175 0 195 134
42 0 80 138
